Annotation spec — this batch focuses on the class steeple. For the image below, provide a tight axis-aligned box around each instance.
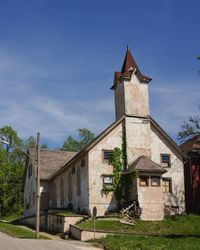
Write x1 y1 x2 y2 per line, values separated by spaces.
121 46 138 74
111 48 151 90
112 48 152 120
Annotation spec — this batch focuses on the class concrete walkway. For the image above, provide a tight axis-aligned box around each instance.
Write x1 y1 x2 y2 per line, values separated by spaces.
0 231 100 250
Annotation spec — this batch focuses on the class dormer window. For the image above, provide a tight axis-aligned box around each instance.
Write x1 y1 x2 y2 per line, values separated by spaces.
161 154 171 167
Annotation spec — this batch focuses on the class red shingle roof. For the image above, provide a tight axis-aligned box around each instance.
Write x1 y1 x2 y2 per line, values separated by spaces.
111 48 152 89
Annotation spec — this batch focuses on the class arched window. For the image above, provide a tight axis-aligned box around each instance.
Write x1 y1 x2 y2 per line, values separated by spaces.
77 167 81 196
53 182 57 207
60 178 64 207
68 173 72 201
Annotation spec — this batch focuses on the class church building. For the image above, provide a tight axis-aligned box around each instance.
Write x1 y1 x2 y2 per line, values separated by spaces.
24 48 185 221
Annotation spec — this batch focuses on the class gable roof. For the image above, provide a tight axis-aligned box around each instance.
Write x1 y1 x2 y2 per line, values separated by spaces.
51 114 185 179
111 48 151 89
27 149 77 180
51 115 125 179
149 116 185 157
130 155 166 173
179 134 200 154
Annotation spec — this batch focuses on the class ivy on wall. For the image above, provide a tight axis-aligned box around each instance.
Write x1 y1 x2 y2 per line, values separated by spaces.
102 147 137 207
102 125 137 207
122 124 128 172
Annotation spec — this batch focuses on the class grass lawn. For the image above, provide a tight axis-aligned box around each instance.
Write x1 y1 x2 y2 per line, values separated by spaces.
78 214 200 236
1 213 23 222
0 221 47 239
91 235 200 250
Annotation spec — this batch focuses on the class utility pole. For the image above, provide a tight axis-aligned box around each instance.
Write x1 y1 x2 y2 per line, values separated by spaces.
35 132 40 239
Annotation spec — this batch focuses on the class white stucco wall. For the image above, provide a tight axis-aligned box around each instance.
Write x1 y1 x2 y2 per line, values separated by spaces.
24 161 36 217
114 73 149 119
125 116 151 165
137 175 164 221
24 160 50 217
88 122 123 216
114 80 125 120
124 74 149 117
150 124 185 213
51 155 89 213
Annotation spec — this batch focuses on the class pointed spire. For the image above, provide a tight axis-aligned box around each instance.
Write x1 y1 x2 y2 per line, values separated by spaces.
111 47 152 90
121 47 138 73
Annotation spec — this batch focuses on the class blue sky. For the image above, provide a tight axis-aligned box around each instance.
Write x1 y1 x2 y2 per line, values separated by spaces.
0 0 199 148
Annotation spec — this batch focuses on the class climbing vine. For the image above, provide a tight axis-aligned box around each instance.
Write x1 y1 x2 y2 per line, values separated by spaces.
122 124 128 171
102 125 137 208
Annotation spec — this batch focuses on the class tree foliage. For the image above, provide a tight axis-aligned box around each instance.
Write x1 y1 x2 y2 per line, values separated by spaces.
178 107 200 142
24 136 48 149
62 128 95 152
0 127 50 216
0 126 21 152
0 126 24 216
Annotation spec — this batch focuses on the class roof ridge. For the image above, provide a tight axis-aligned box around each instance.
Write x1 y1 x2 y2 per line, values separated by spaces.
50 115 126 179
28 148 77 154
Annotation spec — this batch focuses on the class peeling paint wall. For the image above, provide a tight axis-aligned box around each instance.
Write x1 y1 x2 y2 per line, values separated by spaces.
24 160 50 217
114 80 125 120
24 160 36 217
88 122 123 216
51 155 89 213
125 116 151 164
124 74 149 117
137 176 164 221
114 74 149 119
150 125 185 213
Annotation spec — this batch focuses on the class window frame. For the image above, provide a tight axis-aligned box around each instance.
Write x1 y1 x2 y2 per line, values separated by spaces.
160 153 171 167
151 176 161 187
162 177 172 193
139 175 149 187
102 150 113 163
102 175 114 187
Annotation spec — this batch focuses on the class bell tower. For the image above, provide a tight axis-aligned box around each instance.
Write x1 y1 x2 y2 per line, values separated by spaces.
111 48 152 120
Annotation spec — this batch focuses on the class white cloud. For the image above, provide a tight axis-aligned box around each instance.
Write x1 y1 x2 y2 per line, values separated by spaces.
0 50 114 146
0 47 199 147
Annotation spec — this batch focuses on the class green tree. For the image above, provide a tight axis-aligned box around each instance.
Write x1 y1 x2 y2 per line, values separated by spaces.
62 128 95 152
24 136 48 149
62 136 80 152
178 107 200 142
0 126 24 216
0 126 21 152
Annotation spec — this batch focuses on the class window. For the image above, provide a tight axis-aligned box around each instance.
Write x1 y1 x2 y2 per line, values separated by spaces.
53 183 57 207
151 176 161 187
68 173 72 202
81 159 85 168
60 178 64 207
77 167 81 196
139 176 149 187
32 192 35 206
103 150 113 162
162 178 172 193
103 175 114 186
161 154 171 167
28 164 32 178
29 194 31 208
71 166 75 174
